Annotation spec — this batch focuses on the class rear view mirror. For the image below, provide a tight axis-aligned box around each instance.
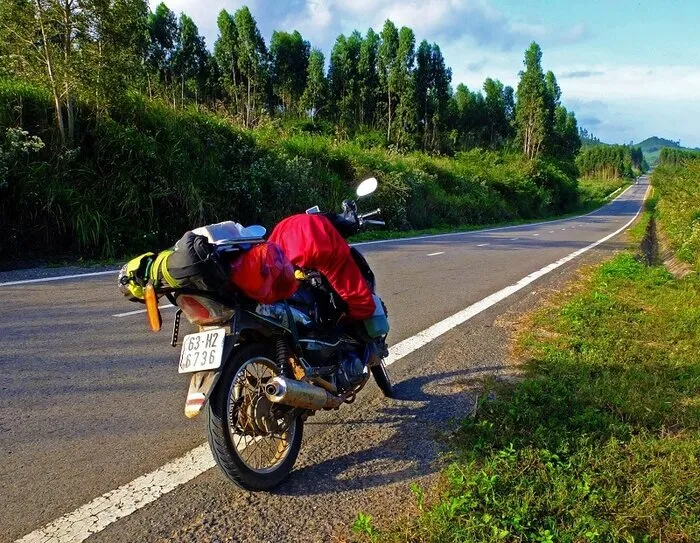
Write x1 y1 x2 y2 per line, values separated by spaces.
356 177 377 198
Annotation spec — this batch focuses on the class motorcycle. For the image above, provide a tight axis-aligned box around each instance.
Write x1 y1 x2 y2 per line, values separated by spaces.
138 178 393 490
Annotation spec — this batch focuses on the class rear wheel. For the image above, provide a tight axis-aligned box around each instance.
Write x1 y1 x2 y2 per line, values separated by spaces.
371 359 394 398
206 343 303 491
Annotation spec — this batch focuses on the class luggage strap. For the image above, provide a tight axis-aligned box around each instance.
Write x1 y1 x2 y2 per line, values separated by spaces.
153 250 178 287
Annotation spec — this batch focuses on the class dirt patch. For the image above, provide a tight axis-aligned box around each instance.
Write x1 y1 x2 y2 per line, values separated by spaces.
657 226 694 279
640 215 693 279
494 263 599 371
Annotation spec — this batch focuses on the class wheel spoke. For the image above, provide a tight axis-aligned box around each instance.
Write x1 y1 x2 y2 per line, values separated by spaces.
227 356 297 473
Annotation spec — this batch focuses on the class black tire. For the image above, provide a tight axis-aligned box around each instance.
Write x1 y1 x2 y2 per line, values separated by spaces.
206 342 303 491
371 359 394 398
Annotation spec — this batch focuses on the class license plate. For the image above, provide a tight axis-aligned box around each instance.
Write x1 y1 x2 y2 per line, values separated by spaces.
178 328 226 374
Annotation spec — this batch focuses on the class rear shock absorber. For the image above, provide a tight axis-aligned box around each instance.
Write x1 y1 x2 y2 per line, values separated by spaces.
276 338 289 375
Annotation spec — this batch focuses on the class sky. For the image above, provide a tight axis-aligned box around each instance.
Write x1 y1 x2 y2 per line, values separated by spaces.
151 0 700 147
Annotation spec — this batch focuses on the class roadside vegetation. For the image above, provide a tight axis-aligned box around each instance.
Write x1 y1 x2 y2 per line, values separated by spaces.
653 150 700 266
577 175 631 210
354 140 699 542
0 1 632 264
637 137 700 167
576 144 647 180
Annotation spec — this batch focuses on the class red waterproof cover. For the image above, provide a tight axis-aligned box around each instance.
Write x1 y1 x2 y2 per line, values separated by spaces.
229 242 298 303
269 214 376 320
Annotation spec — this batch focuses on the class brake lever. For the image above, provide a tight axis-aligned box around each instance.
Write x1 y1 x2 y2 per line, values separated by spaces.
364 219 385 226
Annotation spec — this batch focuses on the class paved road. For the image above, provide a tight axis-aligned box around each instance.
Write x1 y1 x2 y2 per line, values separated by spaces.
0 178 648 542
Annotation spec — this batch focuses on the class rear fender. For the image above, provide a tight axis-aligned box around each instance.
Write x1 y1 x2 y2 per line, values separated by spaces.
183 332 237 418
184 310 287 418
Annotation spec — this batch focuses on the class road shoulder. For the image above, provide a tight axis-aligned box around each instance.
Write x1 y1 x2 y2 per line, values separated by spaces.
87 245 622 543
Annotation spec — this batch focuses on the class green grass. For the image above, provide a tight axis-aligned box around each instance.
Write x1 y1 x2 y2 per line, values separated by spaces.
350 202 615 243
577 176 631 209
1 78 584 262
351 177 627 244
652 162 700 268
365 244 700 542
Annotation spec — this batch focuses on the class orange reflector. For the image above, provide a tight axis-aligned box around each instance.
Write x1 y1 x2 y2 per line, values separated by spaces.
145 282 162 332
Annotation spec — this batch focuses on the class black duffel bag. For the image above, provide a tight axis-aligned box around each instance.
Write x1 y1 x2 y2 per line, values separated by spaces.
161 231 229 292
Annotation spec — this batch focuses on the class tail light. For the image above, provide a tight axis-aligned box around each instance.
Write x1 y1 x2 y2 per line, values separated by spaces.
175 294 235 326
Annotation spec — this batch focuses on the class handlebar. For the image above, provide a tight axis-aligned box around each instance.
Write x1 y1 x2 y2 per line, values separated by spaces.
306 201 385 236
359 208 381 220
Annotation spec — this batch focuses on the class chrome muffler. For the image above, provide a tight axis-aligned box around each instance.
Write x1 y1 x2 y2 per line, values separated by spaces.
265 376 343 410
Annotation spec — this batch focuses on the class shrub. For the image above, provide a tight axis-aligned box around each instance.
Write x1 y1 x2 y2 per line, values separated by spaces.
0 78 583 261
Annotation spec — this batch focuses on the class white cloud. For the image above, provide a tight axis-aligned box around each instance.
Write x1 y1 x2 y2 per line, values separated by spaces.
151 0 589 52
281 0 589 51
560 66 700 146
148 0 698 146
557 65 700 102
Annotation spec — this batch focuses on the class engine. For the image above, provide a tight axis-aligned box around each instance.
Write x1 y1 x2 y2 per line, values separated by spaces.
337 352 368 390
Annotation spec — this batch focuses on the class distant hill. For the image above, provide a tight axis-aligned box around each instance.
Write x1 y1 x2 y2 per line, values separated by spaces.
635 137 700 165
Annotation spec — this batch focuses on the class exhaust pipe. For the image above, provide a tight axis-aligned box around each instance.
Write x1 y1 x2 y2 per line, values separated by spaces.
265 376 343 410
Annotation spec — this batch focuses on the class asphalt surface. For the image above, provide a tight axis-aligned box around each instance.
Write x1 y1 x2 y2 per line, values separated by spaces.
0 178 648 542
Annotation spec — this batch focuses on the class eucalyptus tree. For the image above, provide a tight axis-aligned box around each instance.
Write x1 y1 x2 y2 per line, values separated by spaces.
394 26 416 147
378 20 398 141
483 78 507 147
428 43 451 150
147 2 177 102
515 42 549 159
1 0 147 144
300 48 327 120
233 6 268 127
173 14 209 107
214 9 240 115
269 30 309 115
328 31 363 129
415 40 432 147
358 28 380 127
83 0 149 112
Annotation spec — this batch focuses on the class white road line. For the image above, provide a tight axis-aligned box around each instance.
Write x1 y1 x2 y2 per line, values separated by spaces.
426 251 445 256
1 184 641 288
385 185 648 367
0 270 118 287
15 185 649 543
549 230 554 233
14 444 215 543
510 237 519 241
112 304 175 318
476 243 489 247
607 186 625 199
352 186 636 247
533 233 540 236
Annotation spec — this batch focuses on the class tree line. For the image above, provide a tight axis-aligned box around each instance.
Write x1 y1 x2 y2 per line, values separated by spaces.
0 1 581 159
576 145 647 179
658 148 700 167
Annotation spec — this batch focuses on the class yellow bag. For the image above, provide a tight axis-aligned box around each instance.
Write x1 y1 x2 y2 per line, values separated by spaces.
118 249 176 301
118 252 155 300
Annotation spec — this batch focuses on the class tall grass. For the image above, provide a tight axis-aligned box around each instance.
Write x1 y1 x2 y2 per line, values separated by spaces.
652 161 700 268
368 253 700 543
357 152 700 543
0 78 581 262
